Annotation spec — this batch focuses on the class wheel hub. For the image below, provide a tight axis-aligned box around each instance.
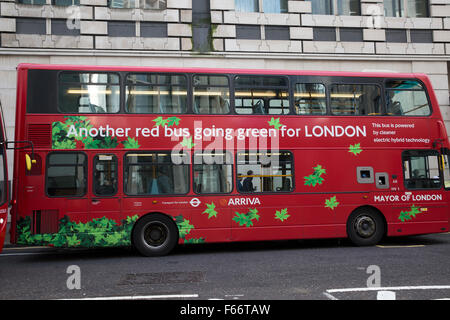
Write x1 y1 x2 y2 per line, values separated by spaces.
143 222 168 247
354 215 376 238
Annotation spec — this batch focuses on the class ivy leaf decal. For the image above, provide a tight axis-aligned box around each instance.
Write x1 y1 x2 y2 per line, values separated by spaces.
248 208 260 221
121 137 140 149
177 218 195 239
181 136 196 149
202 202 218 219
232 212 254 227
304 164 326 187
313 164 326 176
167 116 181 127
275 208 290 222
153 116 168 127
232 208 260 227
325 196 340 210
349 143 363 156
398 205 422 222
268 117 283 130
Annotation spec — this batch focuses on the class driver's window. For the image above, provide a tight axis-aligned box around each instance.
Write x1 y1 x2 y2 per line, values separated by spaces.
443 149 450 189
403 150 441 189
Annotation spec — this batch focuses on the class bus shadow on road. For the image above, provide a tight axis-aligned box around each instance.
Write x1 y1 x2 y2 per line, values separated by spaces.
7 233 448 261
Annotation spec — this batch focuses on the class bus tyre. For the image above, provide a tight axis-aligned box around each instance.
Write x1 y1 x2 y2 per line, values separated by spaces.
347 208 385 246
132 214 178 257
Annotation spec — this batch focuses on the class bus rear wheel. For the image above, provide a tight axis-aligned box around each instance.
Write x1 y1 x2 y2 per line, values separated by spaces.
347 208 385 246
132 214 178 257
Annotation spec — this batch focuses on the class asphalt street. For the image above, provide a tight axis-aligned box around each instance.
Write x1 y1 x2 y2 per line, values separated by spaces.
0 232 449 301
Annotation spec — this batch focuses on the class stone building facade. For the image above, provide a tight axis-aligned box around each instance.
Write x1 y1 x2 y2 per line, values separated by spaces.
0 0 449 156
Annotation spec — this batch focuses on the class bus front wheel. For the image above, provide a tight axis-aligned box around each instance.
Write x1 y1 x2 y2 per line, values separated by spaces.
347 207 385 246
132 214 178 257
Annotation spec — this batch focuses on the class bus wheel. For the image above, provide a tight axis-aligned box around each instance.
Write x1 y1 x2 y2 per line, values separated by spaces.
347 208 385 246
132 214 178 257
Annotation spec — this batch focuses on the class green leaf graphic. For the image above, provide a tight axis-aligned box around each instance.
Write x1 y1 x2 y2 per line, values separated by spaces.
398 205 422 222
325 196 340 210
202 202 218 219
304 164 326 187
167 116 181 127
275 208 290 222
152 116 168 127
181 136 196 149
232 208 260 228
349 143 363 156
177 218 195 239
268 117 283 130
121 137 140 149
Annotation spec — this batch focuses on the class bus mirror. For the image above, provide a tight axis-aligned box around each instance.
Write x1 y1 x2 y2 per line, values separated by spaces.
25 154 36 171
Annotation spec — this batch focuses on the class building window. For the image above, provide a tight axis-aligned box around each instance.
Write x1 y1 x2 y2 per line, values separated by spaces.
124 152 189 195
108 21 136 37
338 0 361 15
237 151 294 193
385 29 407 42
235 0 259 12
384 0 403 17
313 27 336 41
262 0 288 13
309 0 334 15
410 30 433 43
108 0 166 9
17 0 46 4
384 0 429 17
52 19 80 36
339 28 363 42
407 0 429 17
265 26 290 40
236 25 261 40
52 0 80 6
140 22 167 38
16 18 46 35
46 153 87 197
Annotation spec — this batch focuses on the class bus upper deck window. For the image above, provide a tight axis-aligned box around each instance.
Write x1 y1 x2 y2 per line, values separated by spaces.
193 75 230 114
125 73 187 114
234 75 289 115
58 72 120 114
330 84 381 116
295 83 326 115
386 80 431 116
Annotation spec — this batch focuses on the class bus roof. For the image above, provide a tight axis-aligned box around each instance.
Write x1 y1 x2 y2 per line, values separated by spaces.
17 63 426 80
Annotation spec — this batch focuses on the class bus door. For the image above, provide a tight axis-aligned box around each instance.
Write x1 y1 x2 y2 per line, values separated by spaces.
89 154 121 219
441 149 450 228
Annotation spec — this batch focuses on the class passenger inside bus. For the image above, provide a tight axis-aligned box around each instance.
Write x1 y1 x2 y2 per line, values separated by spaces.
242 170 257 192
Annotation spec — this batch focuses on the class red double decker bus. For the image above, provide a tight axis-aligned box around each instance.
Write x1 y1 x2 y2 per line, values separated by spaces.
9 63 450 256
